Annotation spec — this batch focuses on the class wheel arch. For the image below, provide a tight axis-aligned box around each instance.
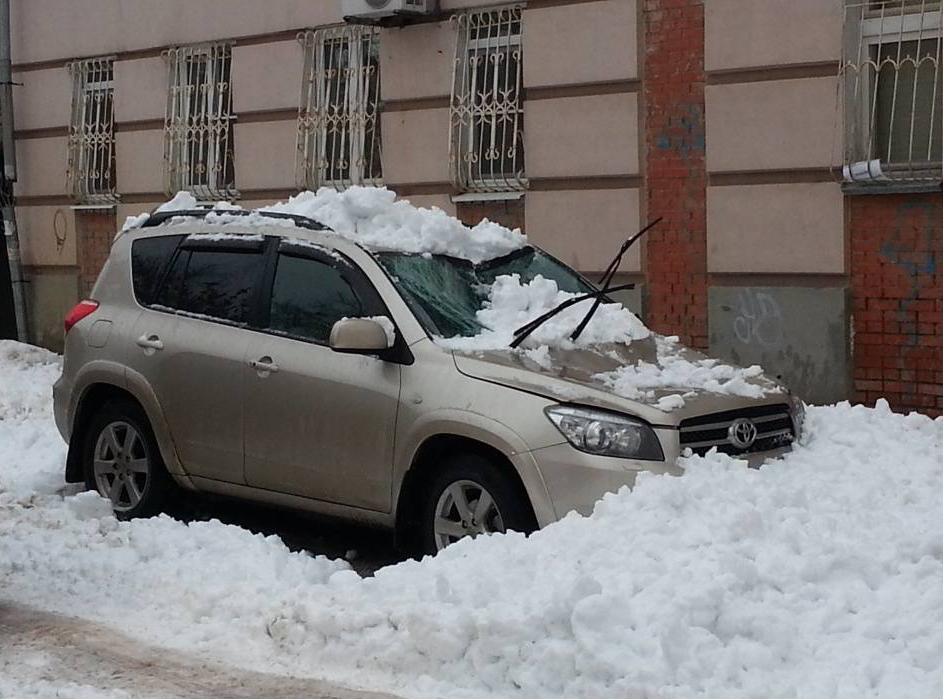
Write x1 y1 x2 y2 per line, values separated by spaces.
393 431 549 555
66 371 190 486
65 382 141 483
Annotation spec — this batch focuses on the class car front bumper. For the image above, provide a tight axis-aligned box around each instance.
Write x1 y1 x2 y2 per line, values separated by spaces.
528 433 794 520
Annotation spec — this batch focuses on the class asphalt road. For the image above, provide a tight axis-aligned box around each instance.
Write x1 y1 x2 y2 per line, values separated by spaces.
0 602 404 699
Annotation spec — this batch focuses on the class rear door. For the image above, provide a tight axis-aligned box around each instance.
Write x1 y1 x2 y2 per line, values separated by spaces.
243 242 401 512
126 233 268 484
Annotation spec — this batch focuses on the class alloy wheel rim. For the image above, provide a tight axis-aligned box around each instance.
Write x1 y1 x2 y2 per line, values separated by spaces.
93 421 149 512
433 479 505 551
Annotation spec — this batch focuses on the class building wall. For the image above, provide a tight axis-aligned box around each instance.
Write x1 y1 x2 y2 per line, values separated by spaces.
701 0 852 404
6 0 942 414
850 194 943 416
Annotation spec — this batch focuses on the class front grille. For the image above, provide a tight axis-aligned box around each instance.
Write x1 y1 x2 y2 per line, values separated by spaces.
679 403 796 456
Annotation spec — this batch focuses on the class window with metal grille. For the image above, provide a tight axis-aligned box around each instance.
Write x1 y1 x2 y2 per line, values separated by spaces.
449 5 526 193
163 42 237 201
840 1 942 185
66 57 117 204
296 27 382 191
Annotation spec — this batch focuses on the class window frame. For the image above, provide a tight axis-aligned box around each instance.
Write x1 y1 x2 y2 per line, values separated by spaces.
66 56 118 205
296 26 383 191
163 42 238 202
141 233 413 363
449 5 527 194
841 1 942 184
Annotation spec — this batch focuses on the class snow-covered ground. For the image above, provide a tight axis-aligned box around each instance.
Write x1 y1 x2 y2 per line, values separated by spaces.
2 338 943 699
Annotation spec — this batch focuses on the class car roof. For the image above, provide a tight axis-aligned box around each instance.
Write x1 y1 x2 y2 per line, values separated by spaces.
126 207 368 258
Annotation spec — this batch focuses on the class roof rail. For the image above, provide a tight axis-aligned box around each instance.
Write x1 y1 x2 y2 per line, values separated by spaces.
140 208 330 232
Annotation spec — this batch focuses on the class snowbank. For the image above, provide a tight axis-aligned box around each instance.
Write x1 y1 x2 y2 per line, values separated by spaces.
122 187 527 264
2 340 943 699
436 274 651 351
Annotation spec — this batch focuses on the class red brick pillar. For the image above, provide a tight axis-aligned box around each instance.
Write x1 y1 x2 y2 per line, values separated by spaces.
75 210 118 297
850 193 943 416
642 0 708 350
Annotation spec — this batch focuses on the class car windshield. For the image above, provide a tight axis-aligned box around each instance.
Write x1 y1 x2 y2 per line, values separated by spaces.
376 247 598 338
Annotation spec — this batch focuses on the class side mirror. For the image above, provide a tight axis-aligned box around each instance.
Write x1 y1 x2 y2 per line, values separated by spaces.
329 318 393 354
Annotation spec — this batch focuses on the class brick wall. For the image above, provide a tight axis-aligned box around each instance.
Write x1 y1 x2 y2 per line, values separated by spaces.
850 193 943 417
642 0 708 350
456 199 525 233
75 210 117 297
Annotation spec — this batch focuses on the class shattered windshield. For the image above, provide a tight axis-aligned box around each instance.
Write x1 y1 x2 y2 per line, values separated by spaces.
376 247 597 338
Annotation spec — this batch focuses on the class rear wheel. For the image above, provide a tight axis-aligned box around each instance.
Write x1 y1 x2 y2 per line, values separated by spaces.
420 453 535 554
84 399 172 518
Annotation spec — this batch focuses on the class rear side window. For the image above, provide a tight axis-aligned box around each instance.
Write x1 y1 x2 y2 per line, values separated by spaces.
268 254 364 343
156 248 263 324
131 235 184 306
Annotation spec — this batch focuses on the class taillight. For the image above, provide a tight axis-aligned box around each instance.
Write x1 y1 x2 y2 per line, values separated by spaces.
64 300 100 335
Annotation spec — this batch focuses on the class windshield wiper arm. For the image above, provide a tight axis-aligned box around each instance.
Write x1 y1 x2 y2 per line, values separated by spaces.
568 217 662 341
509 282 637 349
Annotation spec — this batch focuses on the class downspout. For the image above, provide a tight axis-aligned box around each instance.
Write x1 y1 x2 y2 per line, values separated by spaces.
0 0 28 343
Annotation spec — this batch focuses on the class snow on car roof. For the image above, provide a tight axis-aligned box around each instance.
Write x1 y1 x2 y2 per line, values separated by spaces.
122 186 528 265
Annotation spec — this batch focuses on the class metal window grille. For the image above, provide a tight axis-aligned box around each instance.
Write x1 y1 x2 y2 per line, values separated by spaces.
449 5 526 193
296 26 382 191
66 57 117 205
163 42 238 201
840 0 942 184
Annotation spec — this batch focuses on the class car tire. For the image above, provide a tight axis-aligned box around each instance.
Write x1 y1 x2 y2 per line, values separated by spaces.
420 452 535 555
83 398 173 519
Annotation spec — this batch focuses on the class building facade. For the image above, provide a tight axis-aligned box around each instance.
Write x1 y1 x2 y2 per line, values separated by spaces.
5 0 942 412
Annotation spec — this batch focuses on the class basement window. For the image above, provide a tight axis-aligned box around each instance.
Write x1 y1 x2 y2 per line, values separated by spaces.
840 1 942 187
449 5 527 194
296 26 382 191
163 42 238 201
67 57 118 205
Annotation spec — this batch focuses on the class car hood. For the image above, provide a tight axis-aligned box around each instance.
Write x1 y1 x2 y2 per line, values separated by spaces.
451 337 789 425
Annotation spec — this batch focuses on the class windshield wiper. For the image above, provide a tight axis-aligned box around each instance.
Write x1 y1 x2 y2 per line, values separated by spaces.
508 218 662 349
568 217 662 341
509 282 637 349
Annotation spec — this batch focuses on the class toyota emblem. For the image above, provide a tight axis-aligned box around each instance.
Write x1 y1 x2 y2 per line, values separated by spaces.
728 418 758 449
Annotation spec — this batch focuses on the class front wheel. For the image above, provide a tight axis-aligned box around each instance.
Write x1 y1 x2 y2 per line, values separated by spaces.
420 453 535 554
83 399 172 519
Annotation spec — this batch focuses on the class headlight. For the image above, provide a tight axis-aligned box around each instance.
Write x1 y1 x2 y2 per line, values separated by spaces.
544 405 664 461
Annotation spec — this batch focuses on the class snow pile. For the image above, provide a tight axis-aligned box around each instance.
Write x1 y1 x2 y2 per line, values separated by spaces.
437 274 650 352
596 336 779 411
3 341 943 699
0 341 67 495
122 187 527 264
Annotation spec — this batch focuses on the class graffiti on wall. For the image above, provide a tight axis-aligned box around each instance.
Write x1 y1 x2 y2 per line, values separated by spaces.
733 288 785 348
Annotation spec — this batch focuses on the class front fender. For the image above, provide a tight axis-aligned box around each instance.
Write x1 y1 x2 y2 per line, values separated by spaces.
393 408 558 527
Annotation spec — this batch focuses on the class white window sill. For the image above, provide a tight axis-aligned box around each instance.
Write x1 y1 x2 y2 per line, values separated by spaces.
451 191 525 203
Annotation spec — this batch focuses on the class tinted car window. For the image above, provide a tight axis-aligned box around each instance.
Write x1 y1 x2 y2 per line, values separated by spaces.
156 248 263 324
131 235 184 306
268 254 364 343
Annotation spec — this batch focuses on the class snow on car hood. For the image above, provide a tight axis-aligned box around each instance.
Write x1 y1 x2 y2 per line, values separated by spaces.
452 335 785 418
433 274 782 414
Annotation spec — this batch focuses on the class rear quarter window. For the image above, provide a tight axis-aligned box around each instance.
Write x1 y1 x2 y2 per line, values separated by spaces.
131 235 184 306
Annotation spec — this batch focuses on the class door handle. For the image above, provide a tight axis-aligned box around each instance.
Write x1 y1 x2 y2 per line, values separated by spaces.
249 356 279 374
135 334 164 352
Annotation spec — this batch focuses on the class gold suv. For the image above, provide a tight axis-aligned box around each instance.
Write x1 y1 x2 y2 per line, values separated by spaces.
54 208 803 554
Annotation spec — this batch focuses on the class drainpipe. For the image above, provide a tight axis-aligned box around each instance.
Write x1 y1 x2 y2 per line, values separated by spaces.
0 0 28 343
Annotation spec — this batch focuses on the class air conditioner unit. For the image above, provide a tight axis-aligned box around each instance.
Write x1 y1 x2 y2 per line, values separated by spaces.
342 0 435 20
